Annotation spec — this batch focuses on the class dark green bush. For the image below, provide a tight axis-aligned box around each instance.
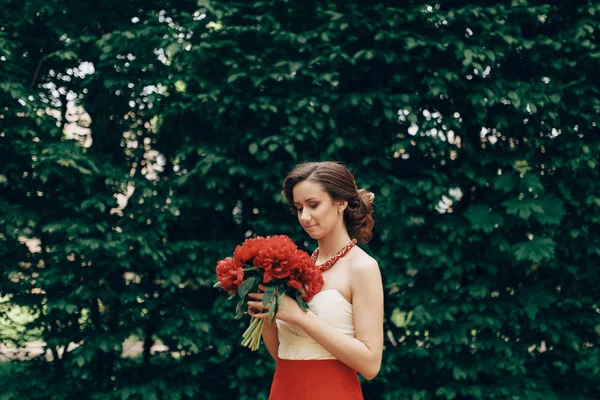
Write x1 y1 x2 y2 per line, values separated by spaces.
1 1 598 399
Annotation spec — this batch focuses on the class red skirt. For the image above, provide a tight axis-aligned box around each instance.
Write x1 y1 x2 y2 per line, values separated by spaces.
268 359 363 400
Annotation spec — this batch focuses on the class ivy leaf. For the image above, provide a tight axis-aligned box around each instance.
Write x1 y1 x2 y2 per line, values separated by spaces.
521 173 544 193
513 237 556 263
493 173 517 192
464 204 504 233
170 274 181 285
524 303 538 319
390 308 413 328
452 366 467 381
533 194 566 225
248 143 258 155
502 197 544 220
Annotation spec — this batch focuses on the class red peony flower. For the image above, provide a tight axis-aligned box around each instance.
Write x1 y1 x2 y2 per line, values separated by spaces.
252 235 299 283
288 279 303 291
233 236 267 266
290 251 324 301
216 257 244 294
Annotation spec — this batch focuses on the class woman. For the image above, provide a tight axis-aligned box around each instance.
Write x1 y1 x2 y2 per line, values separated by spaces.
247 161 384 400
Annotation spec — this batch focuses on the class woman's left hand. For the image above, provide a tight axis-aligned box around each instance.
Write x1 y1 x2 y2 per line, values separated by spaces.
247 285 308 326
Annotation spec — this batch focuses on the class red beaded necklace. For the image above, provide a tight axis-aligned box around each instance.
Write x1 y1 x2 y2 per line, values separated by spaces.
311 239 358 272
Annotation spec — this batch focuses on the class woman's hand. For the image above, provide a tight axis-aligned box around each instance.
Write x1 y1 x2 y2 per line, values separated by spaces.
247 285 307 326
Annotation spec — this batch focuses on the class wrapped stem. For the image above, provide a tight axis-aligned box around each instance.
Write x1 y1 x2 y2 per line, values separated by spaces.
241 317 265 351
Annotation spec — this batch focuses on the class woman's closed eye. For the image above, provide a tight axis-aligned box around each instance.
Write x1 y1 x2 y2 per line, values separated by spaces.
297 204 318 212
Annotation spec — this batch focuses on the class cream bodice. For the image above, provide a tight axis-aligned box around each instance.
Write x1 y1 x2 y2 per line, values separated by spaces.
276 289 355 360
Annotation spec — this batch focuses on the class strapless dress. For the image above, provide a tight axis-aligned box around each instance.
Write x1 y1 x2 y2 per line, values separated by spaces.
268 289 363 400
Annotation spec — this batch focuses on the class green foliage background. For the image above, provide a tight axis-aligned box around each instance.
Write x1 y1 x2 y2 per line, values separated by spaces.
1 0 599 399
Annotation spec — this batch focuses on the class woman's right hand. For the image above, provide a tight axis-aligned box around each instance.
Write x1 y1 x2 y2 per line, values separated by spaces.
247 285 307 326
247 291 271 320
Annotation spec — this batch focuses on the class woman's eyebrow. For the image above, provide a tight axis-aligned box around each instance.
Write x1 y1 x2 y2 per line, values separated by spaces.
294 197 317 205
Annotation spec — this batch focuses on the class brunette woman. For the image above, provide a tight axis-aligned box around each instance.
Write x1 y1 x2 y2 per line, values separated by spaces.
248 161 384 400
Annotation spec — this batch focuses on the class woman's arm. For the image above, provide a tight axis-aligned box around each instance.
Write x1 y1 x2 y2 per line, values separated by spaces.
248 260 384 380
261 317 280 362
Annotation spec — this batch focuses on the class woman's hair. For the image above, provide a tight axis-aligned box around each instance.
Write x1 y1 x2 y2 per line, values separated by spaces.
282 161 375 244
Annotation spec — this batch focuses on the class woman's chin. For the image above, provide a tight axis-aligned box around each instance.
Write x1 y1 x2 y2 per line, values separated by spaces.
308 232 325 240
305 230 320 239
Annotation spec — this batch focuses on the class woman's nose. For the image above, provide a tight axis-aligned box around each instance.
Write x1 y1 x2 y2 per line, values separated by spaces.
300 209 311 221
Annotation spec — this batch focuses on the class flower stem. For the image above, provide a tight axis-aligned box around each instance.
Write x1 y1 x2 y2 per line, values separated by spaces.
241 317 265 351
242 316 260 339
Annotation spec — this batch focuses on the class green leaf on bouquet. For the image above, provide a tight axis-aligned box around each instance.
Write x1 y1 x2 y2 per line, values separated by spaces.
295 293 308 311
268 293 278 323
238 276 258 298
277 292 286 311
213 281 222 288
262 286 276 307
234 296 246 320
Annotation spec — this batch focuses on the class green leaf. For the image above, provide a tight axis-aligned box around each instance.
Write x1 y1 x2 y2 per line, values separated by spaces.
290 62 303 72
174 80 187 92
452 366 467 381
533 195 566 226
248 143 258 154
524 303 538 319
468 285 489 299
170 275 181 285
507 91 521 108
262 286 276 307
513 237 556 263
521 173 544 193
234 296 246 320
412 305 431 322
295 293 308 311
464 205 503 233
463 49 473 65
549 94 561 104
268 293 278 323
436 387 457 400
268 287 286 323
493 173 517 192
238 276 258 298
227 73 246 84
503 198 544 220
390 308 413 328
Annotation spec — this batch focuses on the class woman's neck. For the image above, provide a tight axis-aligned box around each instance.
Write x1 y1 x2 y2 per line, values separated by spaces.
316 230 353 261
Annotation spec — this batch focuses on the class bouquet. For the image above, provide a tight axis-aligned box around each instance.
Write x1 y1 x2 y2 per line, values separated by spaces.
214 235 324 351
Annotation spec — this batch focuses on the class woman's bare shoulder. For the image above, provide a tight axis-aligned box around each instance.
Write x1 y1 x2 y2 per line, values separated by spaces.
348 247 382 300
348 247 379 273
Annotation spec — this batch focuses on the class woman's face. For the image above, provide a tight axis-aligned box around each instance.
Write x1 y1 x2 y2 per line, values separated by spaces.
292 180 345 239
